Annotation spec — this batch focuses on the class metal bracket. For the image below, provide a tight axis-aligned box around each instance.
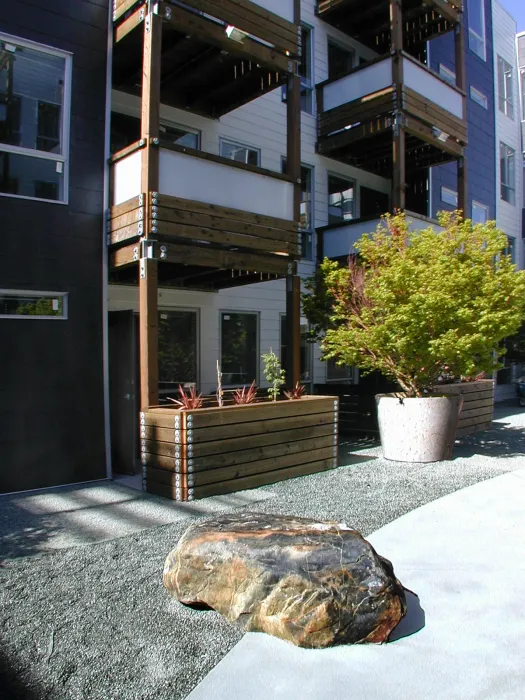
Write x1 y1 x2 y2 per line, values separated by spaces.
138 193 144 207
145 12 151 33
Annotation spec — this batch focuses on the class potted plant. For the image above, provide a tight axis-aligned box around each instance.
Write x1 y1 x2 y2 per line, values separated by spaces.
303 212 525 462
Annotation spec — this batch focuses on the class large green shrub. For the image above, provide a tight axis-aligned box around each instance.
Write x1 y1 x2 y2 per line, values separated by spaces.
303 212 525 397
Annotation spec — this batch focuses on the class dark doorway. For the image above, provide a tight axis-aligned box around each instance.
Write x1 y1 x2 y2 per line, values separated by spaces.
108 310 139 475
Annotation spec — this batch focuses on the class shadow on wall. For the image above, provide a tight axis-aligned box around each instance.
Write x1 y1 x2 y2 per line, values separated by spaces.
454 422 525 460
0 645 43 700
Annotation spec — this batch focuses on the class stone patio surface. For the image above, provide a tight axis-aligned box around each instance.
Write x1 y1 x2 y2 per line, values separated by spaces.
0 402 523 699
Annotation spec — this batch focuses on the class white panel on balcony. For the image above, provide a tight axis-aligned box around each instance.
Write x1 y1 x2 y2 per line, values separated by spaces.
112 151 141 206
323 57 392 112
159 149 294 221
323 214 443 259
402 57 464 119
250 0 294 23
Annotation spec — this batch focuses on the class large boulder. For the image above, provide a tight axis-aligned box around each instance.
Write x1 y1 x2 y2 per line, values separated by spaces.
163 512 406 648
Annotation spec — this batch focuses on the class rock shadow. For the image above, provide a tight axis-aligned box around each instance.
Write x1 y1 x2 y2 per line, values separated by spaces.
388 589 425 642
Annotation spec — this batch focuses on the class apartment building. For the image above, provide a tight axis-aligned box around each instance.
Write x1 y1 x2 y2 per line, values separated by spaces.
2 0 519 491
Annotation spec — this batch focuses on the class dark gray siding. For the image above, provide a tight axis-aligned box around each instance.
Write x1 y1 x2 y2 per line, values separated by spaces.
0 0 109 492
429 0 496 222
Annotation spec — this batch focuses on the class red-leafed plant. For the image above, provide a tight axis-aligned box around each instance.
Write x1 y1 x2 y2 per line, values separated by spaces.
168 385 203 410
232 381 258 405
284 382 306 400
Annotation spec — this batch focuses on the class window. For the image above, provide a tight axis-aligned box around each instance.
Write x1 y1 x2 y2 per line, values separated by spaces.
498 56 514 119
441 186 458 207
439 64 456 86
280 316 312 384
471 201 489 224
220 139 260 166
220 312 258 386
328 174 355 224
0 34 71 202
282 26 314 114
158 310 198 397
500 142 516 205
0 290 67 319
110 112 200 153
467 0 486 60
506 236 516 264
328 40 355 81
521 70 525 120
326 358 354 382
282 160 314 259
470 86 488 109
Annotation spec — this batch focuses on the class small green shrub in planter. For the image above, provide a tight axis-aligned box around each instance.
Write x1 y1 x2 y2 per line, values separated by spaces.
303 212 525 461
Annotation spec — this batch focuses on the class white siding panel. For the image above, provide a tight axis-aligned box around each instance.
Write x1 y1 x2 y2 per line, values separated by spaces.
323 58 392 111
112 151 141 205
403 57 464 119
158 149 294 220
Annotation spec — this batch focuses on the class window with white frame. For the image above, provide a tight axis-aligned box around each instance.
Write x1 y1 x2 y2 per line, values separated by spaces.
497 56 514 119
282 159 314 259
220 312 258 386
282 26 314 114
326 358 355 382
441 186 458 207
470 86 488 109
328 174 355 224
0 290 67 319
506 235 516 264
466 0 486 60
438 64 456 86
220 139 260 166
328 40 355 81
0 34 71 202
500 142 516 205
471 201 489 224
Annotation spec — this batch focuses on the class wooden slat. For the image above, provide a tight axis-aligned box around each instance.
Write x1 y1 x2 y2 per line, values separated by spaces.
110 223 141 246
109 140 145 164
111 245 138 267
457 411 493 429
154 220 299 256
146 457 335 500
114 0 142 22
141 433 336 472
459 398 494 412
115 5 144 42
404 116 463 157
147 447 335 487
141 410 336 444
157 3 292 73
152 205 296 243
110 195 142 219
319 89 394 138
110 208 143 231
174 0 299 54
459 406 494 421
155 194 296 234
161 241 293 274
437 381 494 395
422 0 459 24
143 423 335 459
403 87 467 144
144 397 337 428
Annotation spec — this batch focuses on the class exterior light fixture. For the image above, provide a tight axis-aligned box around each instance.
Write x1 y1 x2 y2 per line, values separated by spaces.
225 25 246 43
432 127 449 142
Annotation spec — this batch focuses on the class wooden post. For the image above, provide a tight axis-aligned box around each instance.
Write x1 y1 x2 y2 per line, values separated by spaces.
285 0 301 389
390 0 405 211
455 19 468 217
139 9 162 408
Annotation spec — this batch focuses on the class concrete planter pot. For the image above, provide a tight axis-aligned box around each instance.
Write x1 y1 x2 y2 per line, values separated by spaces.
376 394 463 463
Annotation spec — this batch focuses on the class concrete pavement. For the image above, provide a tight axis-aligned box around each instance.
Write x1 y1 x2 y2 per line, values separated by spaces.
187 468 525 700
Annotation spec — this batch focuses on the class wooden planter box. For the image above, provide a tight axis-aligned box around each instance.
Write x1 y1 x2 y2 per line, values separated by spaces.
434 380 495 436
140 396 339 501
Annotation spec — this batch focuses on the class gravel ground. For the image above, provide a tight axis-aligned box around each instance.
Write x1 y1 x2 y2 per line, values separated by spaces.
1 403 523 700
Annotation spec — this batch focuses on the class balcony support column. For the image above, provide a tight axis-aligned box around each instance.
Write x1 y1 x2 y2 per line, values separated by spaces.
455 19 468 216
284 0 301 389
139 9 162 409
390 0 405 211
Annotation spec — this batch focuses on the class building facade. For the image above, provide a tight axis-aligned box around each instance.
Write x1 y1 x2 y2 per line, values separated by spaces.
0 1 109 493
1 0 521 492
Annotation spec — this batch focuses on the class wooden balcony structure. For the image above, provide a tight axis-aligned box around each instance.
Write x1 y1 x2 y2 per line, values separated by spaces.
316 0 467 212
109 0 302 408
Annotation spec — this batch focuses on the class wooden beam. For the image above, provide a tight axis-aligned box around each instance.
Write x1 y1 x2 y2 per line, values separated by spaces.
139 10 162 409
455 19 467 216
390 0 405 211
115 4 144 43
113 0 142 22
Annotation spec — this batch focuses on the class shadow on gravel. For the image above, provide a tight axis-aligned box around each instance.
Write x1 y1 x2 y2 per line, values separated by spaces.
389 590 425 642
454 423 525 459
0 646 42 700
492 403 525 421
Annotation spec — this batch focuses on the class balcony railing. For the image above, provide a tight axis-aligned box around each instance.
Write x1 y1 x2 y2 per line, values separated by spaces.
110 143 299 259
319 212 444 260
